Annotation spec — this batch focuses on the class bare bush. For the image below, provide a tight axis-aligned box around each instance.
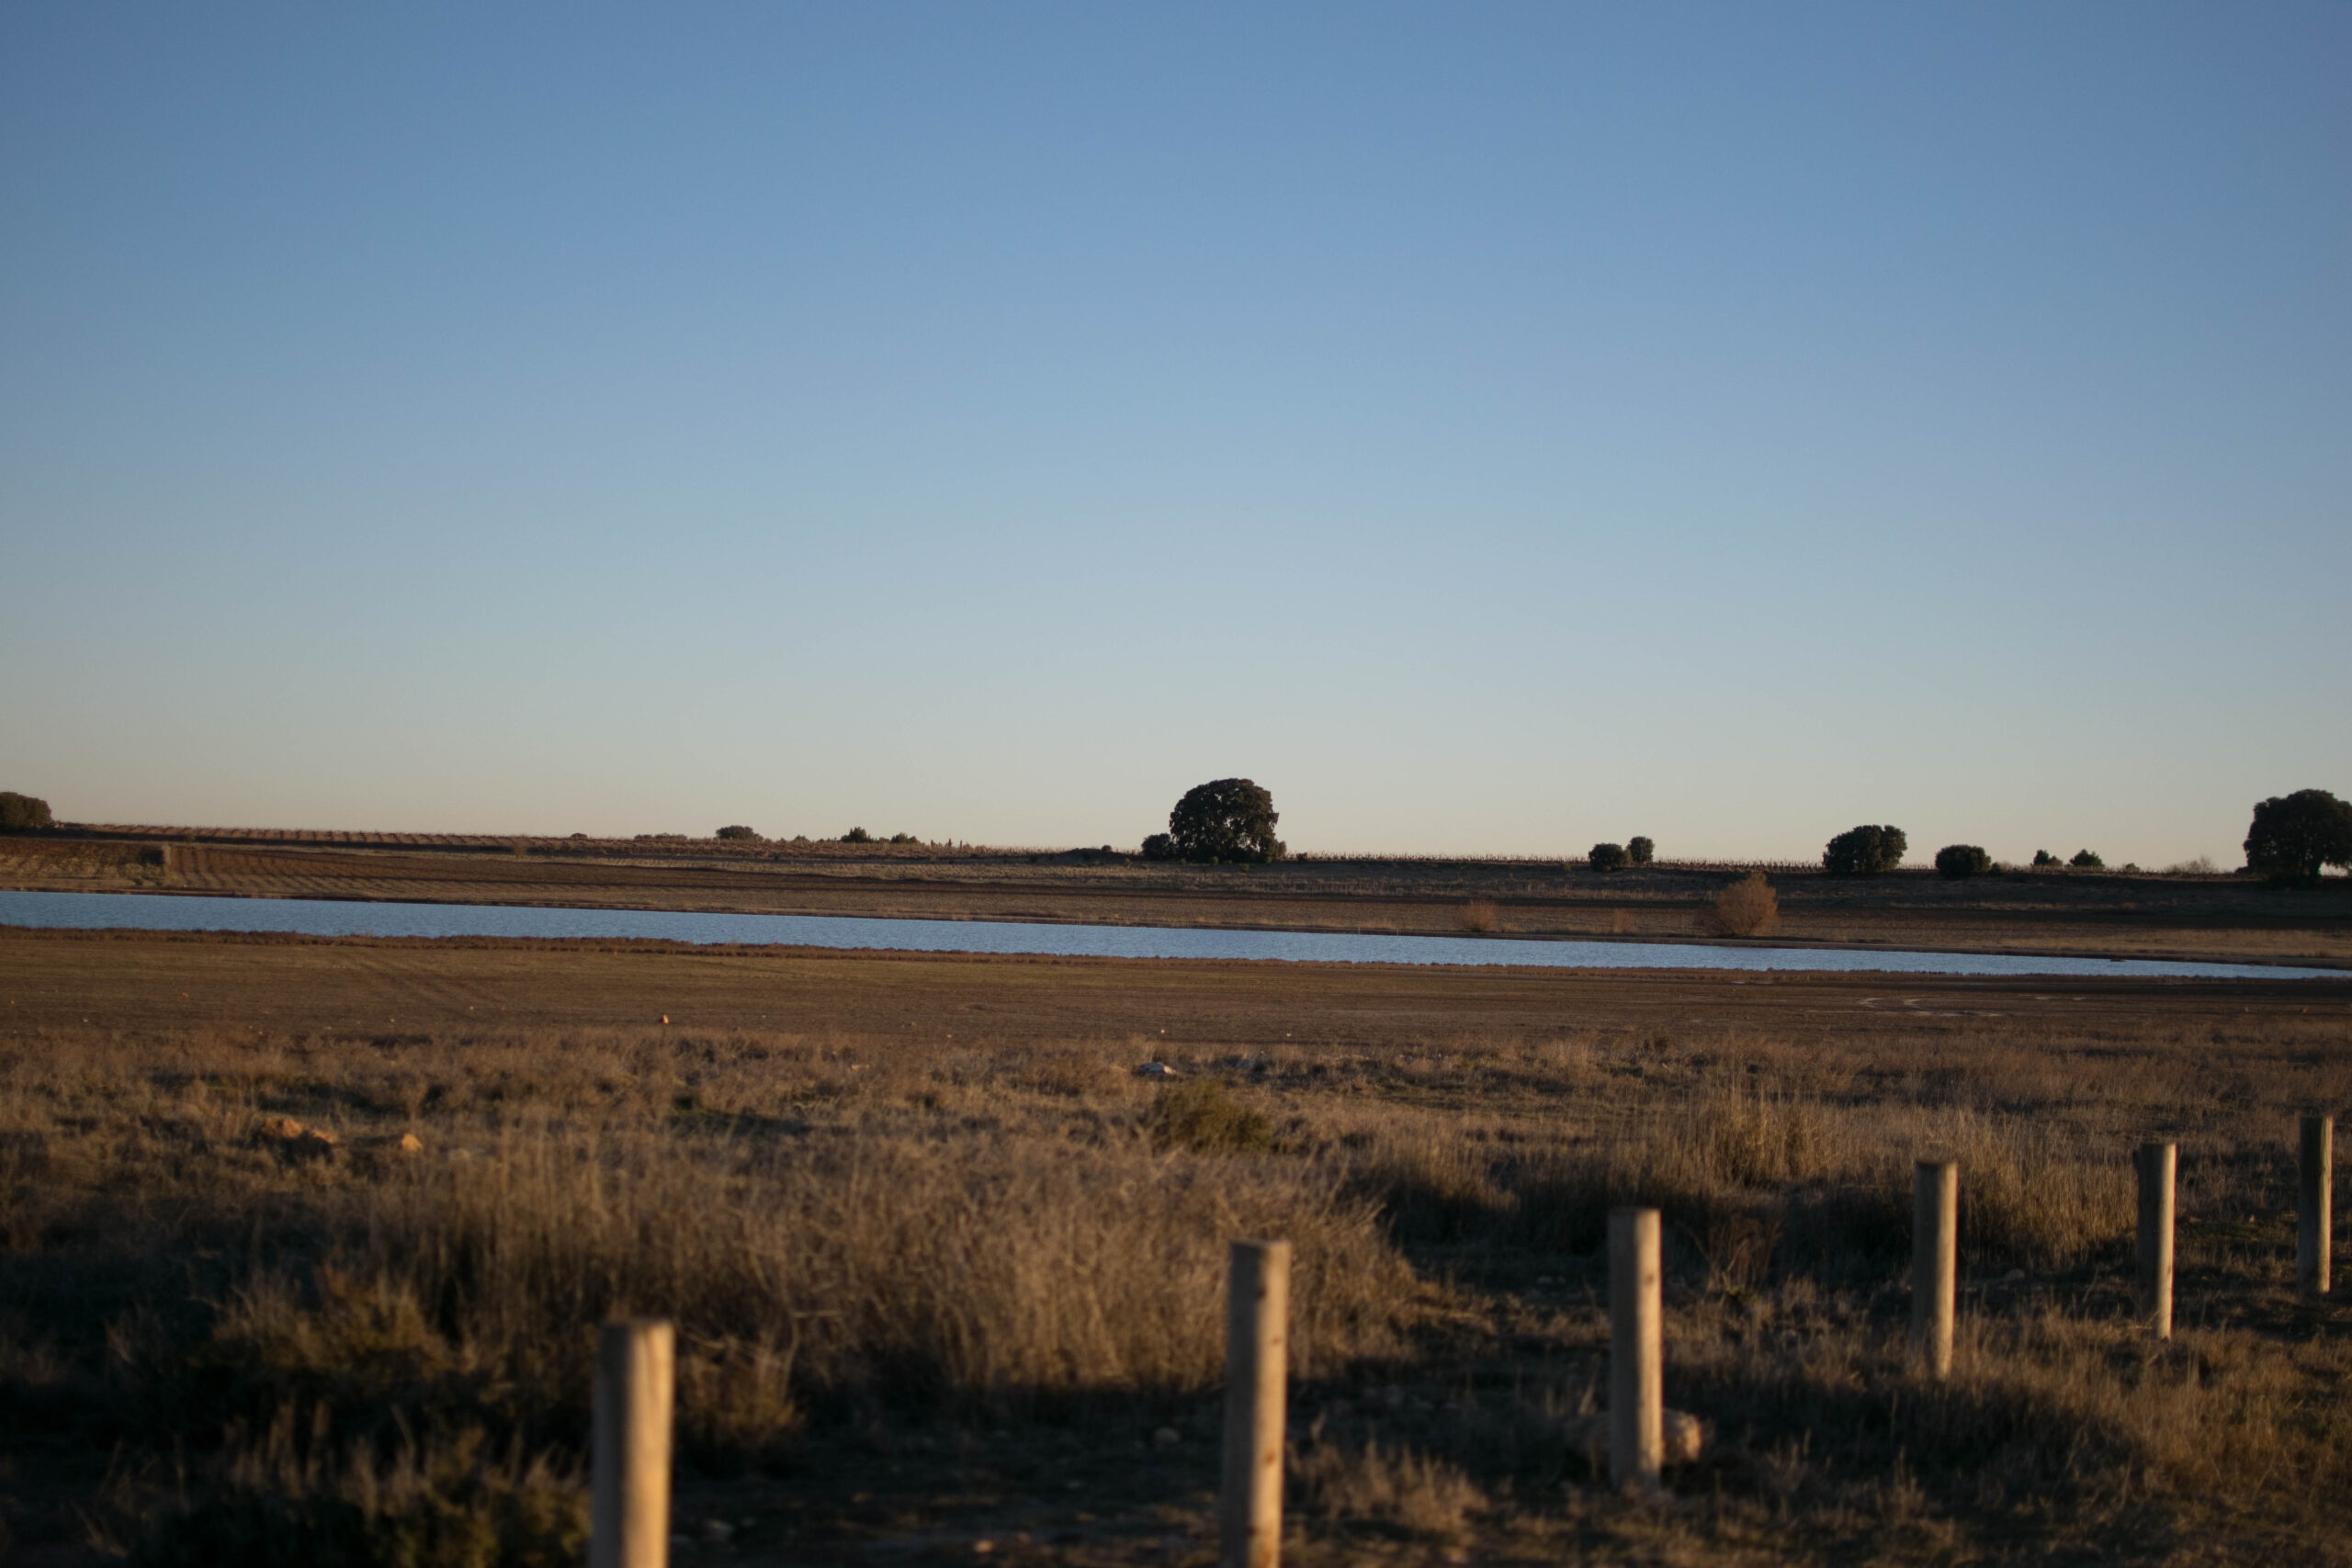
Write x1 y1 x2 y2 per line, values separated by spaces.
1703 871 1780 937
1458 900 1498 933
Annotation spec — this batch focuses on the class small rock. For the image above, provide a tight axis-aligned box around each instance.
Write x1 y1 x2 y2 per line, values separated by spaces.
259 1117 338 1157
1560 1408 1708 1468
1151 1426 1182 1450
396 1133 424 1156
1133 1062 1180 1077
661 1014 671 1024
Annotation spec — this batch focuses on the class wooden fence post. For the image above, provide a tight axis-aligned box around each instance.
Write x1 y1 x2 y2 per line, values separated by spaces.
2300 1115 2333 1296
1220 1239 1291 1568
1911 1160 1958 1378
1607 1206 1664 1495
2134 1142 2176 1339
593 1319 674 1568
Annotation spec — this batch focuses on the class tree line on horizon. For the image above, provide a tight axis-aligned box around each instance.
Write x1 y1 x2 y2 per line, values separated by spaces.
4 783 2349 885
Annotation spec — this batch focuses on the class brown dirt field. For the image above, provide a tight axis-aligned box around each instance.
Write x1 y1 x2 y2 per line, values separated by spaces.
6 834 2349 968
4 928 2351 1564
0 924 2343 1043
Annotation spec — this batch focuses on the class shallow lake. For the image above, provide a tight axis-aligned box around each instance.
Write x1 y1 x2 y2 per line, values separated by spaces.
0 890 2339 981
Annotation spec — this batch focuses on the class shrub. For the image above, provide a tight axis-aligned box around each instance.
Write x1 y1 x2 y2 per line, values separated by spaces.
1823 824 1905 875
840 828 872 844
1704 871 1779 937
1934 844 1992 879
2031 850 2060 867
888 832 918 844
2243 789 2352 884
1458 901 1498 933
1589 842 1630 874
0 791 52 832
1140 833 1178 861
1147 1077 1273 1155
1164 779 1285 863
1627 836 1655 865
2069 849 2104 869
714 825 762 841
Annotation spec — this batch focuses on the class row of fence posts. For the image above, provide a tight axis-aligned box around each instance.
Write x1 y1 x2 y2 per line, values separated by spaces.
583 1115 2338 1568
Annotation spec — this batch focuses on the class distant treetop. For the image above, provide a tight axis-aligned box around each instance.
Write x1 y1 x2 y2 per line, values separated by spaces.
2244 789 2352 884
1150 779 1285 863
1934 844 1991 879
1823 824 1906 876
0 792 54 832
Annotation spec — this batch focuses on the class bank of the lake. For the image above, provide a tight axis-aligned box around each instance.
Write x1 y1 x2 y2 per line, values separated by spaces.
1 889 2341 980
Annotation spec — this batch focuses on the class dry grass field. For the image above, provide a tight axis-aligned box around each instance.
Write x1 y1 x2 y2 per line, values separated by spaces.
5 833 2349 968
2 926 2349 1565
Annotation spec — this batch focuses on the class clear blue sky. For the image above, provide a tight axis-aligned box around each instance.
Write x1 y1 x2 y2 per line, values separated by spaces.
4 5 2346 863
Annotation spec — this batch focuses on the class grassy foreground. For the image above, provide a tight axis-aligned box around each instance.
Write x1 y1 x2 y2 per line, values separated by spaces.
1 928 2349 1564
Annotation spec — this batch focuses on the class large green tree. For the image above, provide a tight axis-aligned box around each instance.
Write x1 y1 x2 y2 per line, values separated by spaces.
1823 823 1906 876
0 792 51 832
1160 778 1285 863
2244 789 2352 883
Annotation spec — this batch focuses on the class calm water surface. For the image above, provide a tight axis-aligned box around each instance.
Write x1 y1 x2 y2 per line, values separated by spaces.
0 890 2339 981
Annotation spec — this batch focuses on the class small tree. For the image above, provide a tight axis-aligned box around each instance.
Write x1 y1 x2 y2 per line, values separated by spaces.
2031 849 2060 867
2069 849 2104 869
1934 844 1992 879
1164 779 1285 863
1141 833 1177 861
0 792 51 832
1589 842 1630 873
2244 789 2352 884
841 827 872 843
1823 824 1906 875
714 824 762 840
1627 836 1655 865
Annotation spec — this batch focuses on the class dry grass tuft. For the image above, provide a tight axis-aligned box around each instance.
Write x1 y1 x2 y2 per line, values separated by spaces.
1147 1076 1276 1156
1291 1436 1486 1538
1458 900 1499 933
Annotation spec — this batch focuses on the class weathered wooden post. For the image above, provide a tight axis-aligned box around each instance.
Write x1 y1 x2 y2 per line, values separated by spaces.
1608 1206 1664 1495
1911 1160 1958 1377
593 1319 675 1568
2300 1115 2333 1296
2134 1142 2176 1338
1220 1239 1290 1568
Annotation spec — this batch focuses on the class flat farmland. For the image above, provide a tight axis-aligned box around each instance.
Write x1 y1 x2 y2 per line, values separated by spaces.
6 834 2350 967
3 926 2349 1564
